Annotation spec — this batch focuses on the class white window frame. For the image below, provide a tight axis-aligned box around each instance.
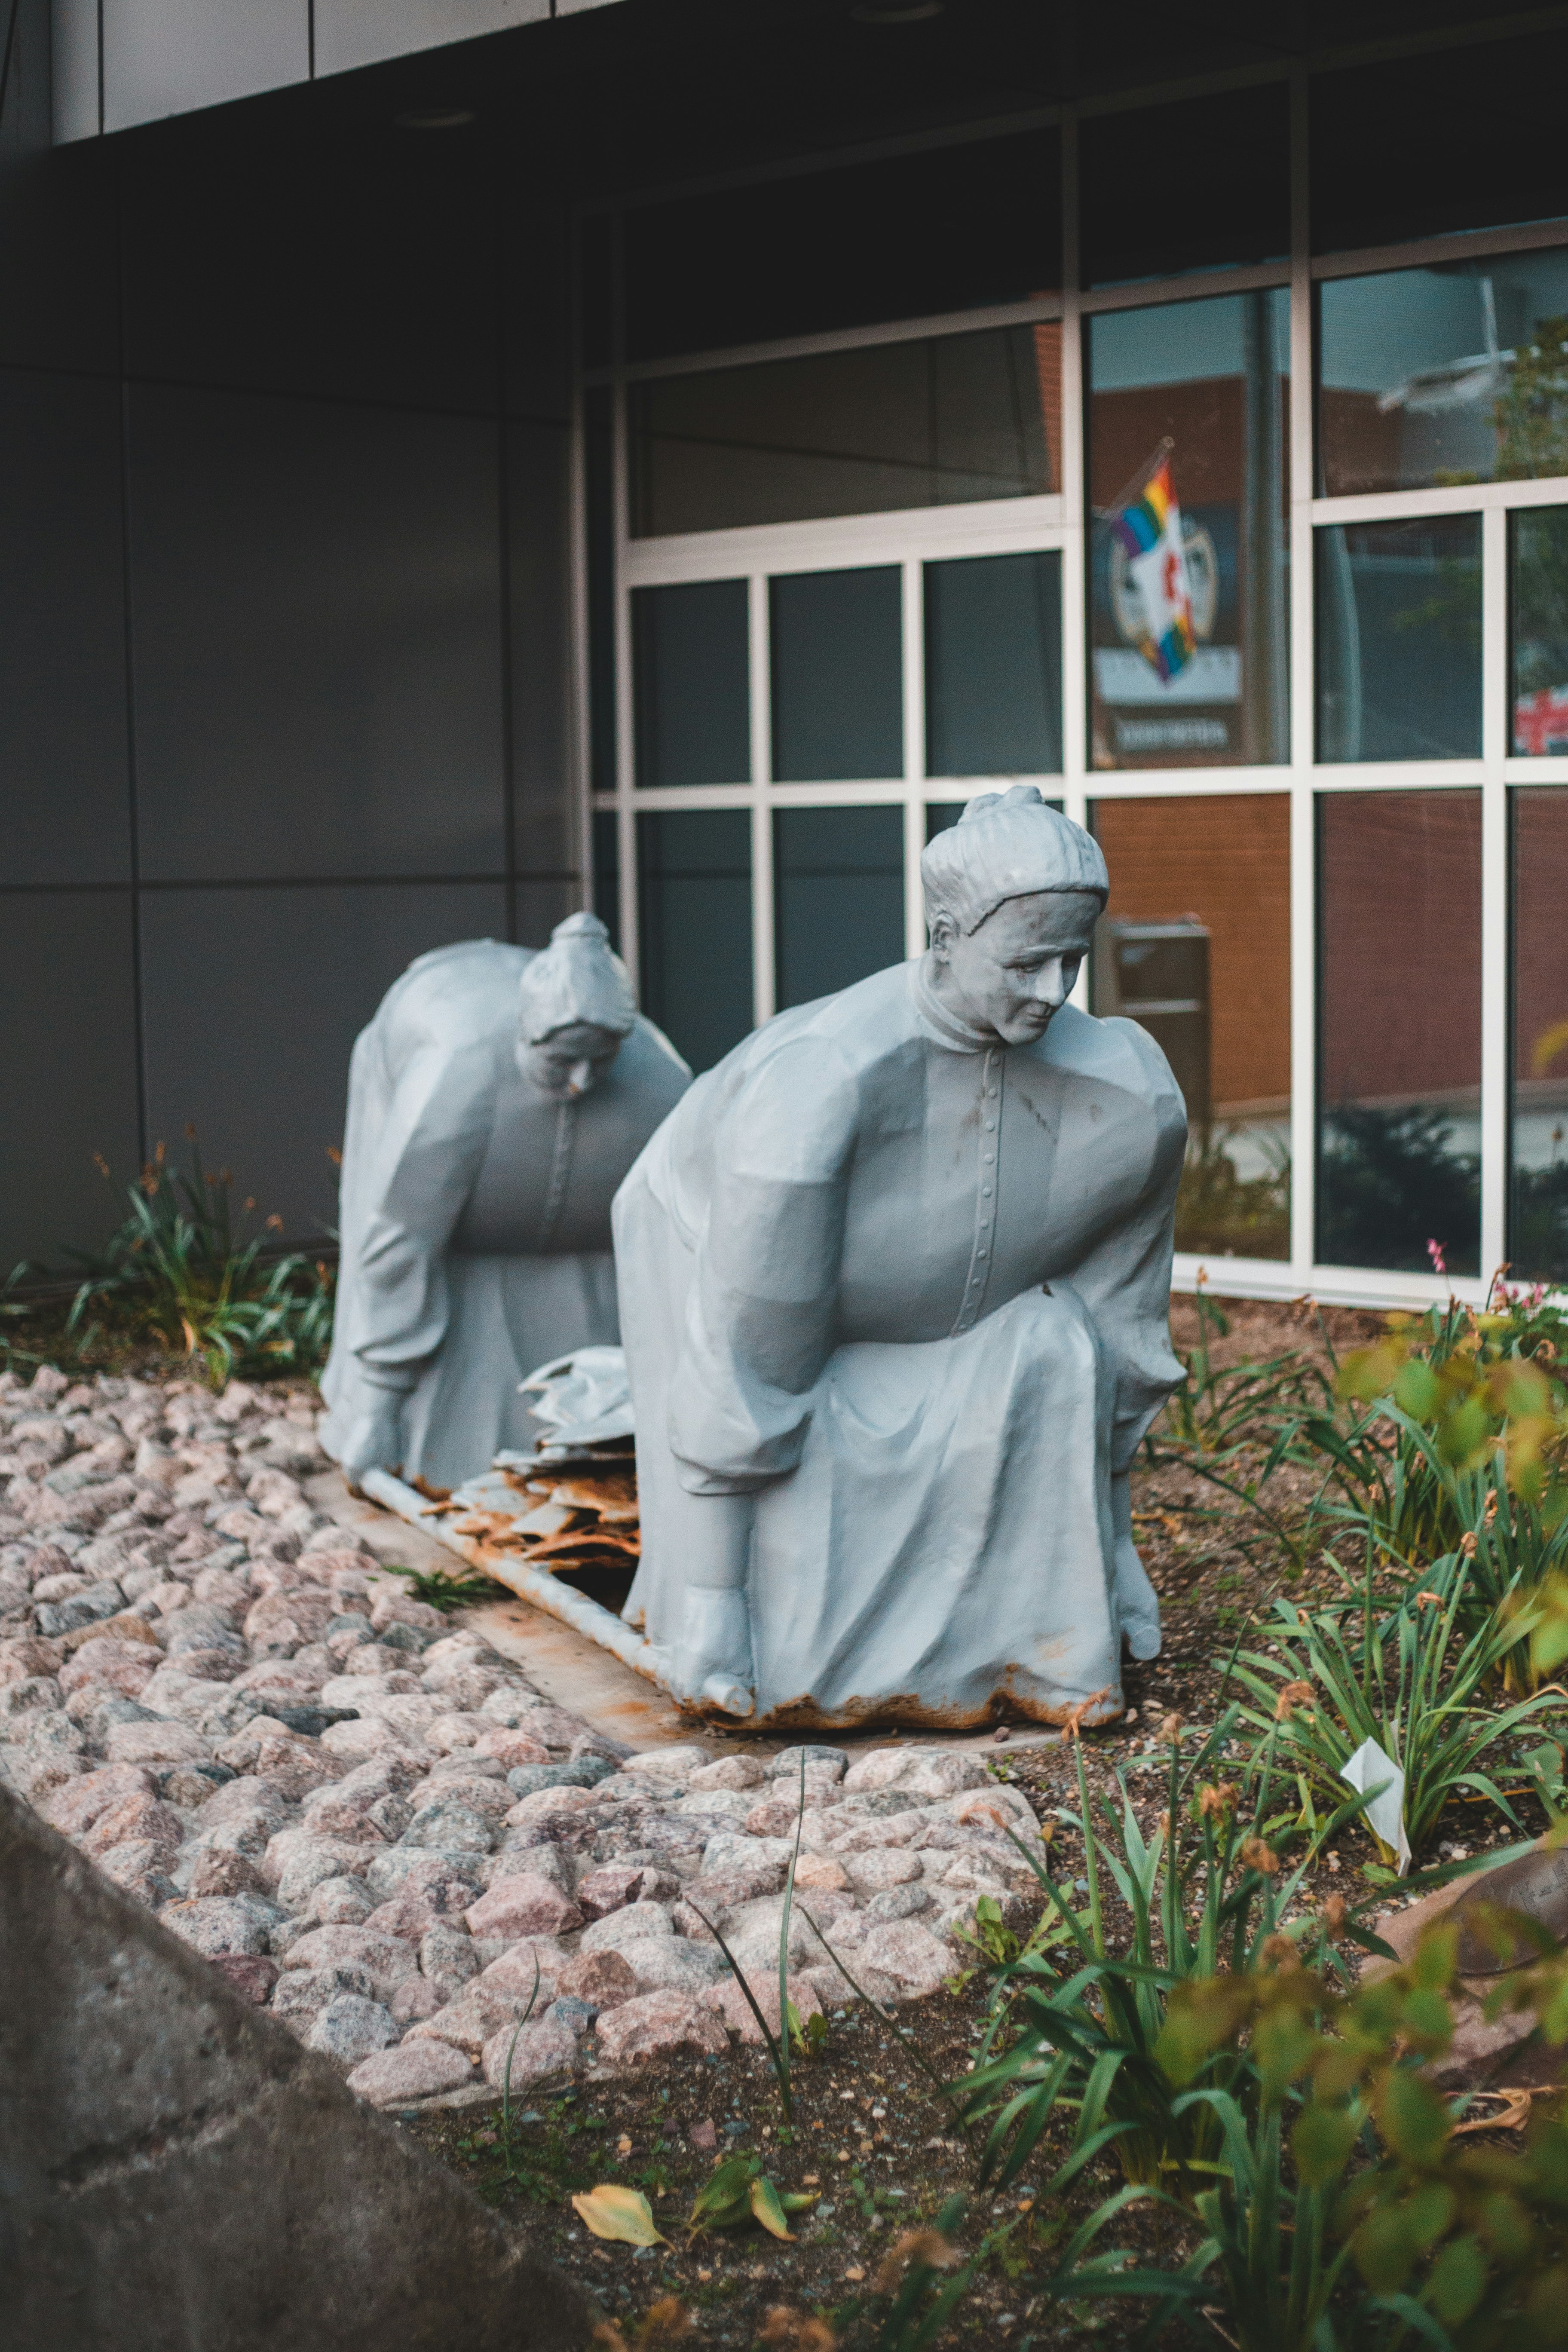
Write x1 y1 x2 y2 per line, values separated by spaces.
576 45 1568 1317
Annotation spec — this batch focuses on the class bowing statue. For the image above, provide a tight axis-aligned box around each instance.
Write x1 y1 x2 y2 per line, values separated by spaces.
614 788 1186 1726
320 913 689 1491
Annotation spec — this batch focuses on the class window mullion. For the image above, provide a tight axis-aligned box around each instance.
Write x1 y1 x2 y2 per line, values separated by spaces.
1481 503 1510 1289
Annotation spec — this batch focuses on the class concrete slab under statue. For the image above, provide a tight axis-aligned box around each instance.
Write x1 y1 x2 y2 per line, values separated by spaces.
364 790 1188 1734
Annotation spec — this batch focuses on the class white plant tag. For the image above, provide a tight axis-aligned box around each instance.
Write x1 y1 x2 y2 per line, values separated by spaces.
1341 1736 1412 1875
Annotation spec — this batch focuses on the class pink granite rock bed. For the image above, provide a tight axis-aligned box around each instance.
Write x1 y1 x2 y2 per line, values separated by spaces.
0 1364 1047 2112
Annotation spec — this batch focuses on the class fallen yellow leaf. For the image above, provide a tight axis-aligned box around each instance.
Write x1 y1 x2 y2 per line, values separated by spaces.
571 2185 668 2246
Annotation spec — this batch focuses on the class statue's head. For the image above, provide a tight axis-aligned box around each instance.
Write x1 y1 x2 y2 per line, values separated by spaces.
517 913 637 1099
920 787 1108 1045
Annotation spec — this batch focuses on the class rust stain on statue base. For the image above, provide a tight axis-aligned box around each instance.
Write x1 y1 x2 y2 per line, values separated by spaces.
681 1677 1127 1735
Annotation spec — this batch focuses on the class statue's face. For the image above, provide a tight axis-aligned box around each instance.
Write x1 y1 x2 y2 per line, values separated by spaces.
930 889 1100 1045
518 1020 625 1099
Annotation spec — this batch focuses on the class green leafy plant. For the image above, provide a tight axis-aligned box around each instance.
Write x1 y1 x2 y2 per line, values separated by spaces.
1144 1284 1327 1578
1280 1306 1568 1596
956 1715 1382 2202
37 1132 334 1387
1036 1924 1568 2352
1225 1553 1562 1870
685 2152 815 2241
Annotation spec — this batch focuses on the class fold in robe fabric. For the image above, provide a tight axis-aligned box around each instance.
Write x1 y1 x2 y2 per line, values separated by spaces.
320 940 689 1491
614 961 1185 1728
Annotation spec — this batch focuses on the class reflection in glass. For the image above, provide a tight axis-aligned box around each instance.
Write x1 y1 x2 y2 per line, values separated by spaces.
1510 508 1568 755
1091 796 1291 1260
1511 789 1568 1281
1317 792 1482 1275
591 809 619 955
1087 292 1289 770
774 807 904 1011
1319 250 1568 496
636 811 753 1073
925 552 1062 777
771 567 902 783
1315 519 1482 763
632 580 750 788
629 326 1058 538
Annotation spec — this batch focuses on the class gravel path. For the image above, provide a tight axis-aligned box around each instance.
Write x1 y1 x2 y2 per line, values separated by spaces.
0 1365 1045 2113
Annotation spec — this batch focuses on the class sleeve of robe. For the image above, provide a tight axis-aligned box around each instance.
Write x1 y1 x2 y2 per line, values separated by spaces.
340 1033 497 1395
1061 1016 1188 1474
667 1036 860 1494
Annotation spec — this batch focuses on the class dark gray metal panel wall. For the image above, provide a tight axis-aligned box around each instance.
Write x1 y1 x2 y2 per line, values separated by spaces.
0 38 579 1273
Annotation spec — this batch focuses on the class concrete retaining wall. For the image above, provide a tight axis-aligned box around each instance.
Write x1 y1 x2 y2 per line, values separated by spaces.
0 1781 594 2352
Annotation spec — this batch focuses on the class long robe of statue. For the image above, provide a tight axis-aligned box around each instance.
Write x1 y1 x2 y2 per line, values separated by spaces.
319 916 689 1492
615 790 1186 1730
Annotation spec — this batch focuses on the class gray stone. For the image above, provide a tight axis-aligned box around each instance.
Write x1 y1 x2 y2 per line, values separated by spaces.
545 1996 597 2036
766 1746 848 1780
865 1884 931 1920
162 1896 272 1959
398 1800 495 1855
305 1994 400 2069
273 1963 377 2021
505 1756 616 1798
364 1849 483 1909
346 2040 475 2107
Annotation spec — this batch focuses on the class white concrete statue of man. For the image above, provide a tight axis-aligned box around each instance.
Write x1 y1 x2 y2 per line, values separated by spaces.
320 913 690 1491
613 788 1186 1725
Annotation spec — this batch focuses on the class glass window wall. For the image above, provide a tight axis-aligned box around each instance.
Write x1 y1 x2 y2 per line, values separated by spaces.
1510 506 1568 755
773 807 904 1011
597 75 1568 1303
1087 292 1289 769
632 580 750 788
629 326 1057 539
635 810 753 1074
924 551 1062 778
1092 795 1292 1261
1317 792 1482 1276
1512 789 1568 1283
770 567 903 783
1320 250 1568 496
1315 519 1482 763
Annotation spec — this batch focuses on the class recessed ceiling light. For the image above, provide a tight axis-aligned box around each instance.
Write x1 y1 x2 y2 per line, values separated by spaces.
850 1 943 19
394 106 475 130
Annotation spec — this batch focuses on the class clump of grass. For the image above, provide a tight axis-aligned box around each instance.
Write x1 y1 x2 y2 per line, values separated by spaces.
381 1560 497 1614
4 1130 334 1389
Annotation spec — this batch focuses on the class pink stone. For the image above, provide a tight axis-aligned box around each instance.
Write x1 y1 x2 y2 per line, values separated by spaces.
347 2041 475 2107
477 1940 569 2001
595 1990 729 2067
407 1984 536 2061
211 1954 279 2005
480 2015 578 2091
389 1975 443 2025
793 1853 851 1892
701 1973 824 2045
279 1926 418 2002
553 1948 637 2009
477 1728 550 1770
465 1874 583 1941
81 1794 184 1865
59 1637 158 1699
574 1864 645 1920
43 1764 156 1834
857 1920 952 1997
844 1849 923 1894
104 1720 213 1766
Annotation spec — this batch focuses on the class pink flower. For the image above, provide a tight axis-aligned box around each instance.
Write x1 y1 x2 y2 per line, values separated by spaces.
1427 1239 1448 1277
